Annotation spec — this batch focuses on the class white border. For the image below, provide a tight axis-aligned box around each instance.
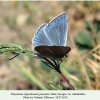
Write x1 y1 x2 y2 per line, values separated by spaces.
0 90 100 100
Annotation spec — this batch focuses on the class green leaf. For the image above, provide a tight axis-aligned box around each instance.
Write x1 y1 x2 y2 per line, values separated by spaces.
93 22 100 33
85 21 92 32
74 31 94 49
47 83 56 90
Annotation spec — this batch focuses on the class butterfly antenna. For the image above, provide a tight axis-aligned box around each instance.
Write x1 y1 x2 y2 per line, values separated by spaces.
67 54 78 64
71 45 79 50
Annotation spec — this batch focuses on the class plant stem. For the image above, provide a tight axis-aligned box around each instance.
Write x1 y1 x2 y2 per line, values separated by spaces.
43 57 75 90
59 72 75 90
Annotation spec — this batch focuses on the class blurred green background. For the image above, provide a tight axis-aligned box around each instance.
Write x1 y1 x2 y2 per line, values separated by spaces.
0 1 100 90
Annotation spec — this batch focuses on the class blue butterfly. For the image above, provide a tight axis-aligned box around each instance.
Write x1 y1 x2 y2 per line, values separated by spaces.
32 12 71 60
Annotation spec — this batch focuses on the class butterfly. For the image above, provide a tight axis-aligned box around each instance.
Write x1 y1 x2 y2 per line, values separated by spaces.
32 12 71 61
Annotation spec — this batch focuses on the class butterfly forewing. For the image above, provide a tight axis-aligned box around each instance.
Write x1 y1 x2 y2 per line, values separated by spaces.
45 13 68 46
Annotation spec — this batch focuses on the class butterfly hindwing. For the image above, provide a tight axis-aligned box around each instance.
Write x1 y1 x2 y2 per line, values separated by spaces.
32 24 53 46
35 46 71 59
